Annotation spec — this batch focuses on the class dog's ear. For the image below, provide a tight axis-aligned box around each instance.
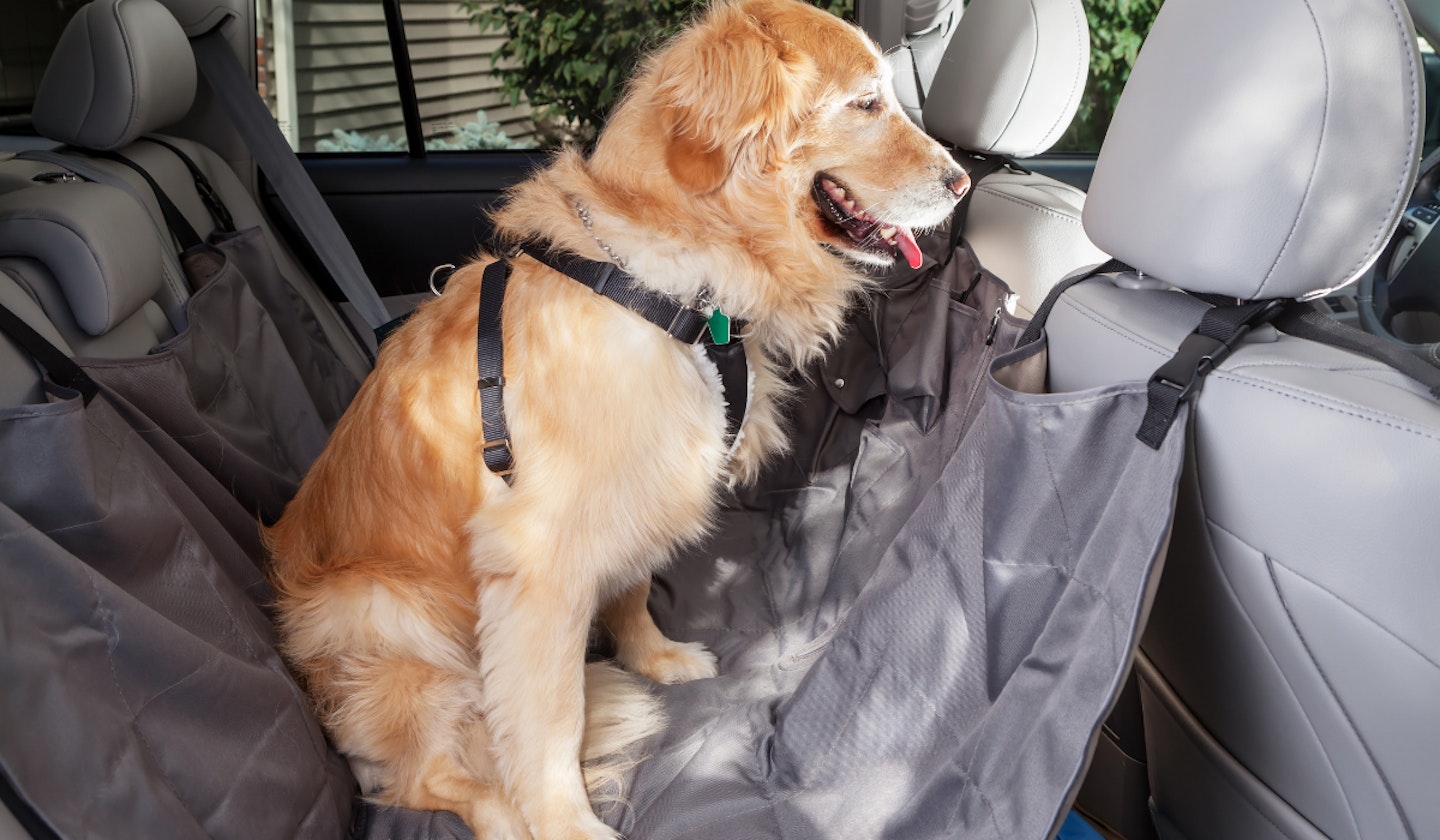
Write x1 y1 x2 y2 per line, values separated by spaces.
654 4 812 194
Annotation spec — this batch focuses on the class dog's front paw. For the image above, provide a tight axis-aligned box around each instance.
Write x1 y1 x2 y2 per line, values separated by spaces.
533 812 620 840
621 639 719 685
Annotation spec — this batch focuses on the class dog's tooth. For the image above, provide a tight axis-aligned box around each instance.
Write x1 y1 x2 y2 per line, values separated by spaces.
843 199 856 211
880 226 896 240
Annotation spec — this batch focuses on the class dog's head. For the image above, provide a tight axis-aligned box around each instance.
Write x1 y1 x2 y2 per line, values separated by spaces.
608 0 968 270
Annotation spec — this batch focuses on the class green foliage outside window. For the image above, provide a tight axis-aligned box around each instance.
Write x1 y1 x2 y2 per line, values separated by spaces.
460 0 853 145
461 0 1157 153
1054 0 1164 151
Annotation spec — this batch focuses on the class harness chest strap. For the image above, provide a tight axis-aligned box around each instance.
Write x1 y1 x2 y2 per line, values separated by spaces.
476 259 514 479
475 249 749 482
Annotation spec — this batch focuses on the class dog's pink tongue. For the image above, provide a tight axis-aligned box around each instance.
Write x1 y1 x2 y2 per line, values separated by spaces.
897 227 922 269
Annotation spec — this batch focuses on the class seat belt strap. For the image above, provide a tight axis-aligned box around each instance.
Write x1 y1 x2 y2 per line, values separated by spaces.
191 26 391 332
476 259 514 481
0 301 96 403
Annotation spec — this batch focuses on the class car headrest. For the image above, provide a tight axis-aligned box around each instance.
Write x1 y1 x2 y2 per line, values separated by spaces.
1082 0 1423 300
0 184 165 337
32 0 197 152
922 0 1089 158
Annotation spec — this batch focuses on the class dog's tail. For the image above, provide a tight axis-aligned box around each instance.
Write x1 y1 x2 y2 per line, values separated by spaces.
581 661 666 804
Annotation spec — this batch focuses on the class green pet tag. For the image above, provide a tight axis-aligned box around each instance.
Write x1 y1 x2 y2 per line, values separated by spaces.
708 308 731 345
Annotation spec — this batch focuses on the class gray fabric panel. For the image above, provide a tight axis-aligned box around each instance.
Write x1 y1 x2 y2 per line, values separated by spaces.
78 229 359 523
1049 276 1440 840
1 225 1183 839
607 240 1185 839
0 388 355 839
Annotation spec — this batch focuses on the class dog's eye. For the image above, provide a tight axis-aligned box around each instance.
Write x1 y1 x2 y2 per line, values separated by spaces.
851 95 881 113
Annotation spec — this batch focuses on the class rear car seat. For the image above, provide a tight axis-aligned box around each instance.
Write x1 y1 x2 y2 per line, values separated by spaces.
0 0 370 381
921 0 1108 316
1042 0 1440 836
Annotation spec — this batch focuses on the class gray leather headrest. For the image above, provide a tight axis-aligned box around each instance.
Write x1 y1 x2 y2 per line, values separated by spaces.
0 185 164 336
32 0 197 151
1083 0 1422 300
922 0 1089 157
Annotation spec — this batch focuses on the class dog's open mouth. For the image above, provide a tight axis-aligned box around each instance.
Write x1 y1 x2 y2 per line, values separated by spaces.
812 175 924 269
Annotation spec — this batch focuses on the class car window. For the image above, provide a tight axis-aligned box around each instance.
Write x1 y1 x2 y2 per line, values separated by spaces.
258 0 854 154
256 0 1138 156
0 0 82 147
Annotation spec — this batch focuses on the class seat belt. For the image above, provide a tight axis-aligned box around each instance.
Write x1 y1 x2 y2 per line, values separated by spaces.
190 25 392 334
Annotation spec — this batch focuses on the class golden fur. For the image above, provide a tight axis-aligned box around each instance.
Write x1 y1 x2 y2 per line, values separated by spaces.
265 1 965 838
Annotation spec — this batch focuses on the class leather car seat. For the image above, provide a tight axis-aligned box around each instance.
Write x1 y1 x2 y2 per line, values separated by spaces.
1043 0 1440 836
0 0 369 378
921 0 1109 316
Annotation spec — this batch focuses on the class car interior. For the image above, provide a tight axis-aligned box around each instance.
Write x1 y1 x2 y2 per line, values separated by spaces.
0 0 1436 838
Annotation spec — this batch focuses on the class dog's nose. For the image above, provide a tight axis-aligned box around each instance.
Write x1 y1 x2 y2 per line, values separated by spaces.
945 169 971 199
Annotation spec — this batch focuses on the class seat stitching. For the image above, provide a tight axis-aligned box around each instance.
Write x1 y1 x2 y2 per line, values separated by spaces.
1253 0 1329 299
1263 553 1418 839
1212 373 1440 442
1267 557 1440 672
1194 509 1364 840
1345 0 1421 283
1033 0 1089 151
110 0 142 150
987 1 1041 153
1063 296 1440 440
974 186 1084 224
1055 294 1176 357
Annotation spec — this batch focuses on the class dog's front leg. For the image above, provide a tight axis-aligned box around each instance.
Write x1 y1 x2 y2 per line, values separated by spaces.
476 572 612 840
602 579 717 684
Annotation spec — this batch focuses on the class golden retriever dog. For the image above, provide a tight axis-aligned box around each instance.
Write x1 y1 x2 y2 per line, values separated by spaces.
264 1 967 837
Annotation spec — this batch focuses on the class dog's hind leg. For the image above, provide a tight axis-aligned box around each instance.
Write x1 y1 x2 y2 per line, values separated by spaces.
320 654 529 839
601 579 718 685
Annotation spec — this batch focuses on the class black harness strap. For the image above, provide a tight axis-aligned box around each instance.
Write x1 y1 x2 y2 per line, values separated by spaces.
521 245 748 442
477 259 514 480
474 247 751 481
0 301 97 403
521 246 712 342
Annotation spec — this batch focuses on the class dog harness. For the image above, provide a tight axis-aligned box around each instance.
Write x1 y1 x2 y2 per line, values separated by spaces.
476 245 749 482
